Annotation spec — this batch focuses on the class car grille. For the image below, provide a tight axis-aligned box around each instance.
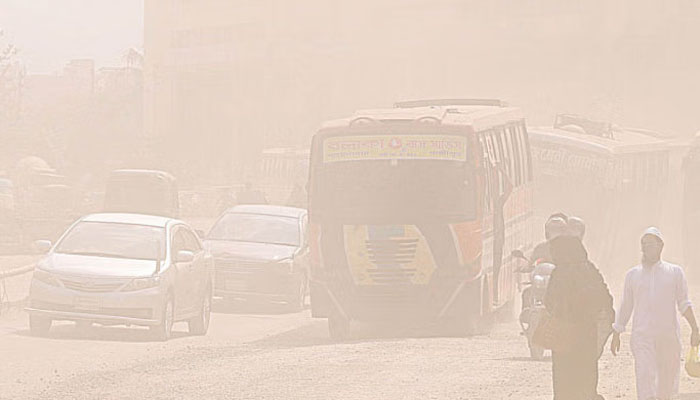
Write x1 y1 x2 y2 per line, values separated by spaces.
60 278 125 293
215 259 269 273
365 238 418 284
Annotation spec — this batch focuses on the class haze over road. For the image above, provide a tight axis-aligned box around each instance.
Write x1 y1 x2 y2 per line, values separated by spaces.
2 289 700 400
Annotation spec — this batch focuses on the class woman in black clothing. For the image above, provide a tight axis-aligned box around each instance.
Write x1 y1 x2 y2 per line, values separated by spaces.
544 235 614 400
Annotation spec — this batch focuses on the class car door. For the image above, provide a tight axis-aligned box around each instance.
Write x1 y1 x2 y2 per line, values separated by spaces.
171 226 195 316
181 227 208 302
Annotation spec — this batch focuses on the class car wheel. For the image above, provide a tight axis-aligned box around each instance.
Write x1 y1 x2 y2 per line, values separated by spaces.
29 315 52 336
151 295 174 341
188 287 212 336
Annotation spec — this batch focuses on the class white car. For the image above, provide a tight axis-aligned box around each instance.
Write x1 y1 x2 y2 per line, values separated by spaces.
26 213 213 340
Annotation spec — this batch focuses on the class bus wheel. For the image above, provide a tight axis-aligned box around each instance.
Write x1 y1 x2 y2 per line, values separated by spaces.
328 314 351 341
443 279 482 337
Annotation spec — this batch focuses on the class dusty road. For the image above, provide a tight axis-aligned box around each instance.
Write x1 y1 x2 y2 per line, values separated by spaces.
1 298 700 400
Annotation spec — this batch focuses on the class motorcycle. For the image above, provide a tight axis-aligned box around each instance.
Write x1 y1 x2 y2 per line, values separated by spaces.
512 250 555 360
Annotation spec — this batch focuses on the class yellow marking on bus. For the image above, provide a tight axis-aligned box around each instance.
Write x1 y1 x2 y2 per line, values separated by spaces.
343 224 437 286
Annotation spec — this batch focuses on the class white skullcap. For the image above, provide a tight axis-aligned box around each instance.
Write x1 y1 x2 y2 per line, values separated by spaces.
642 226 664 243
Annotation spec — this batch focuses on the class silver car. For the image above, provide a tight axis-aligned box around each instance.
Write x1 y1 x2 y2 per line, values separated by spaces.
205 205 309 311
26 213 213 340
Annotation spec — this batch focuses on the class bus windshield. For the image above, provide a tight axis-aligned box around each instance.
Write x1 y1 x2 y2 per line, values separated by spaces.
312 158 476 222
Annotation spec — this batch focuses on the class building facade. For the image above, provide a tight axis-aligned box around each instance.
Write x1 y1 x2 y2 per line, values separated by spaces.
144 0 700 185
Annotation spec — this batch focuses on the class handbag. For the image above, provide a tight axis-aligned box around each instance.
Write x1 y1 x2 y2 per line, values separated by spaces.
532 308 577 353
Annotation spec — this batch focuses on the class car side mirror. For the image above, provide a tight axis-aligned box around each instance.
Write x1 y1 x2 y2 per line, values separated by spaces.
175 250 194 263
33 240 52 254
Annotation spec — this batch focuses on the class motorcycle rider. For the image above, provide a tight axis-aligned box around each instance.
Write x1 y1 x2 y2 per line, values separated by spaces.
521 215 568 322
530 215 569 264
568 216 586 241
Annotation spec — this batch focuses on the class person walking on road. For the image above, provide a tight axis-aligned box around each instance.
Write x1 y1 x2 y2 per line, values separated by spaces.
544 235 614 400
611 227 700 400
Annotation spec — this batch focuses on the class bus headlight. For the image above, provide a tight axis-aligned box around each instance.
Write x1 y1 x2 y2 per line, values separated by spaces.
123 277 160 292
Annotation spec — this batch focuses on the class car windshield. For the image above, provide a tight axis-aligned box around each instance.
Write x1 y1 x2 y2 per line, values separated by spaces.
208 213 300 246
55 221 166 260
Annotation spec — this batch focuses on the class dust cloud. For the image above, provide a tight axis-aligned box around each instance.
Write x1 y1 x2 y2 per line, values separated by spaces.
1 2 699 399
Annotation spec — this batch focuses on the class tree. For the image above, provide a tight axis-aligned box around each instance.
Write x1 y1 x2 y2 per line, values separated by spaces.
0 29 19 79
0 28 23 168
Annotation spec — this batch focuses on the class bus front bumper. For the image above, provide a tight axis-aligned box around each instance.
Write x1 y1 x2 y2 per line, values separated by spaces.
310 276 482 323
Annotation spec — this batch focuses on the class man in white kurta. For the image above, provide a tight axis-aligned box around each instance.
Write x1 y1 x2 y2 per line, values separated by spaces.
611 227 700 400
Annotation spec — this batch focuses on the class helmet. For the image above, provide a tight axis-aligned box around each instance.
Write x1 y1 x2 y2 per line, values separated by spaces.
568 216 586 240
548 212 569 223
686 346 700 378
545 217 568 240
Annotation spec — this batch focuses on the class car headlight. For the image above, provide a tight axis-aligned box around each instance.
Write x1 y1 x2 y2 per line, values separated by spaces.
122 277 160 292
33 269 61 287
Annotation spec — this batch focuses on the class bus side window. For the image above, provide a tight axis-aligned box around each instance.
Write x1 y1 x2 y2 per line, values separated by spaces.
484 131 497 165
508 125 522 187
499 128 511 181
636 155 645 192
516 123 533 182
623 156 634 190
478 133 493 214
643 154 652 192
661 153 669 186
517 124 528 185
494 129 507 173
515 124 528 184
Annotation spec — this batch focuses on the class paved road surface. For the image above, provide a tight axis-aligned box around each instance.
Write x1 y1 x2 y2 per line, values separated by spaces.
2 283 700 399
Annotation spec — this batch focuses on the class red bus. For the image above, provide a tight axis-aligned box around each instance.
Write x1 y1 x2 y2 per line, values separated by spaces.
307 99 534 339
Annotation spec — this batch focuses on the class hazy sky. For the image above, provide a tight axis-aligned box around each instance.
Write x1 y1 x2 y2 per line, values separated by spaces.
0 0 143 74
